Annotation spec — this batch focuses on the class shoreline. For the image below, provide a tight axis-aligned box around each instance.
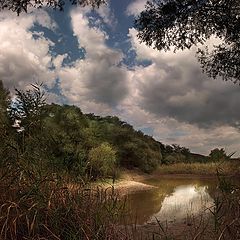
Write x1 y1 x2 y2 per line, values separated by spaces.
95 169 239 239
97 169 221 195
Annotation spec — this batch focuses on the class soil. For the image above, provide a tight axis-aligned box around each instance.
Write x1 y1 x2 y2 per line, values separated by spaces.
98 169 157 195
98 169 218 195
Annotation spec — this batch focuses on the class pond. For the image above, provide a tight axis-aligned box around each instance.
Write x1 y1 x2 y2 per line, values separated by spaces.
125 177 218 225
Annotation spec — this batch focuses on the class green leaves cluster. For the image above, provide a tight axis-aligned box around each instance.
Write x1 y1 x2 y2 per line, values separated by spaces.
85 115 162 173
0 81 163 181
0 81 12 167
0 0 106 15
136 0 240 82
88 142 116 178
209 148 228 162
0 80 10 133
0 81 235 181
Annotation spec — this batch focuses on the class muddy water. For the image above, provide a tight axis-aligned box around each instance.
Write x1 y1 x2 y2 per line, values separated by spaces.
126 177 218 225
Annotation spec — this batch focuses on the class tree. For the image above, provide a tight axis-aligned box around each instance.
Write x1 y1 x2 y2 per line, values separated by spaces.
0 0 106 15
135 0 240 83
0 80 12 166
10 83 46 136
88 142 116 178
0 80 10 131
43 104 89 174
209 148 228 161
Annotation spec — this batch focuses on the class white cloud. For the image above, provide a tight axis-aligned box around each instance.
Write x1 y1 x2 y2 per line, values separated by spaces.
126 0 147 16
96 3 117 27
121 28 240 156
57 8 129 111
53 54 68 70
128 28 240 126
0 10 56 91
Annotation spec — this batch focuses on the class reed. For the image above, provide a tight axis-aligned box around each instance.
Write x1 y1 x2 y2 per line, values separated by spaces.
0 167 127 240
156 161 238 175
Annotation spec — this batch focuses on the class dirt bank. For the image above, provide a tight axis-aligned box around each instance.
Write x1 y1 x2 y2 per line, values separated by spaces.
98 169 219 195
110 180 157 195
98 176 156 195
94 169 156 195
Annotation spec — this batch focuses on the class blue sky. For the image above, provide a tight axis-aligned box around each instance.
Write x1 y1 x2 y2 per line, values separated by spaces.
1 0 240 155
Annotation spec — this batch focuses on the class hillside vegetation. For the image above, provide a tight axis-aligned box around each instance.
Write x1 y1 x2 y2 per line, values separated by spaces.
1 81 236 180
0 81 239 239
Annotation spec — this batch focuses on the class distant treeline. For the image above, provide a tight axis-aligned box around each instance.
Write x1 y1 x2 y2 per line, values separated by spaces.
0 81 232 179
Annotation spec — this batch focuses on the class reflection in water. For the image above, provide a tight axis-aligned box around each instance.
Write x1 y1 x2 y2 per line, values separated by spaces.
149 185 213 223
126 178 217 225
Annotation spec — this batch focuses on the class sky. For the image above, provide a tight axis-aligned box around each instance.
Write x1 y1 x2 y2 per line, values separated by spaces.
1 0 240 156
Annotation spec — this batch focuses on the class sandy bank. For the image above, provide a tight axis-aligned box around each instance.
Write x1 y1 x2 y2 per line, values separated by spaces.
110 180 156 195
97 169 220 195
96 169 156 195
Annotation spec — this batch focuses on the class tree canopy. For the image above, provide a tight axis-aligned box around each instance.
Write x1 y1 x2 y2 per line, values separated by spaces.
0 0 105 15
209 148 226 161
0 81 235 180
135 0 240 83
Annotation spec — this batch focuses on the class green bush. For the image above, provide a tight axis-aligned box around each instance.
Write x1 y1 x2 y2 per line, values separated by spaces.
88 142 117 178
162 155 176 165
162 153 186 165
209 148 228 162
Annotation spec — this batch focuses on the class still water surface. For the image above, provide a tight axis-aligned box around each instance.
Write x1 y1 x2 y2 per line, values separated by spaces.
126 177 218 224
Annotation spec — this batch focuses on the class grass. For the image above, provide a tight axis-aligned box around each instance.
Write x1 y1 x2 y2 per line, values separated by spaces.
155 161 239 175
1 160 239 240
0 168 128 240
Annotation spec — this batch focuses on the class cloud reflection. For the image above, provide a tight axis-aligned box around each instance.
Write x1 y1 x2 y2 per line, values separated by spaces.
150 185 213 223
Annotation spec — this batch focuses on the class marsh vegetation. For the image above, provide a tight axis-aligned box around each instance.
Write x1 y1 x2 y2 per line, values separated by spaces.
0 81 239 239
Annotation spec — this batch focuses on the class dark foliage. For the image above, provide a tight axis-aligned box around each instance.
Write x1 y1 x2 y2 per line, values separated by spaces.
10 84 46 134
135 0 240 82
0 80 10 131
84 114 163 173
1 82 232 178
0 83 163 175
0 0 106 15
0 81 12 168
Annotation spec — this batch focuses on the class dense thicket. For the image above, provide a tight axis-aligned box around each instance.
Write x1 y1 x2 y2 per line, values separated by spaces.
0 82 164 178
0 0 106 15
0 81 129 240
1 81 231 181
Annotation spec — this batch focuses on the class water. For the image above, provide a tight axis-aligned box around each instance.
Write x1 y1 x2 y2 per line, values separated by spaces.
126 177 217 225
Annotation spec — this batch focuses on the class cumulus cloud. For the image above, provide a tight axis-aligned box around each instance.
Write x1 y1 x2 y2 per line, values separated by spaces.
151 118 240 155
0 10 57 91
95 3 117 27
57 8 129 109
126 0 147 16
128 28 240 128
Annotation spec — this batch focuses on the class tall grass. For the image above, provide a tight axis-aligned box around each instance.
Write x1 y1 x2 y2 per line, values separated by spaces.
155 161 239 175
1 156 239 240
0 166 128 240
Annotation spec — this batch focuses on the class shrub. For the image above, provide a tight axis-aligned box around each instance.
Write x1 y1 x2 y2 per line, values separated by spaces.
209 148 228 162
88 142 117 178
162 153 186 165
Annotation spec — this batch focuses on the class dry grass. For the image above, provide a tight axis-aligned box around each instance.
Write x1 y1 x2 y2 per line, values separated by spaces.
155 161 239 176
1 160 239 240
0 169 128 240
